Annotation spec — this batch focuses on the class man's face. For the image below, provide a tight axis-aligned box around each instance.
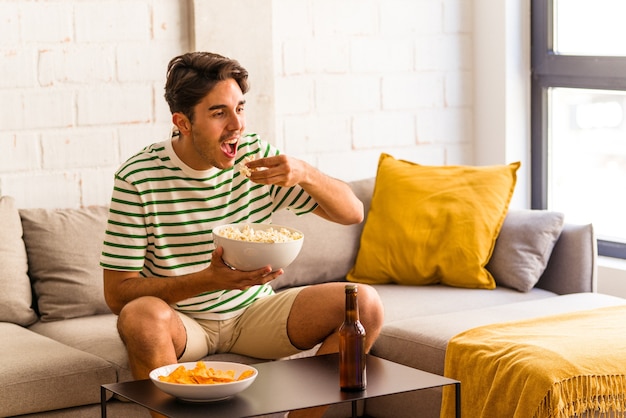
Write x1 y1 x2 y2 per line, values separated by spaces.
177 78 246 170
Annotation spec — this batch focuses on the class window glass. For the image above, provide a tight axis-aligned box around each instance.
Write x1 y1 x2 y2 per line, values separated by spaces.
554 0 626 56
548 87 626 242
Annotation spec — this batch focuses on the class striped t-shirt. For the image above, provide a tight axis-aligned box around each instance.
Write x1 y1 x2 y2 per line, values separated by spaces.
99 133 318 320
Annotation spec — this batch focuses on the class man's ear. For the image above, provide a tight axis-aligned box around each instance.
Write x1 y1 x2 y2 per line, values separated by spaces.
172 113 191 135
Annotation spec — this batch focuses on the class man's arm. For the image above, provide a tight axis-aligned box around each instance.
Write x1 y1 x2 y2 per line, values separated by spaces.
103 247 282 314
306 172 363 224
246 155 364 225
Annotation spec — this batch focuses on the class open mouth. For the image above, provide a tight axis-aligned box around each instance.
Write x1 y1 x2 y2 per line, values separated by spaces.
221 136 239 158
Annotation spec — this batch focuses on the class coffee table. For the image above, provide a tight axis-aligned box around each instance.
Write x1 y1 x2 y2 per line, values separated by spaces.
101 353 460 418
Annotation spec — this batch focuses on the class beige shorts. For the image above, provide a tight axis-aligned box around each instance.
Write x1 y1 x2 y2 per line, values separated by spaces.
176 287 305 362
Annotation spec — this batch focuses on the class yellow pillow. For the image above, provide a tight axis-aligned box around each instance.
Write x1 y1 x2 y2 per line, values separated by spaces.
347 154 520 289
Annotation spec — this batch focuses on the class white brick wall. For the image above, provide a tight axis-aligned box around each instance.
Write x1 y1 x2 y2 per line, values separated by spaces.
268 0 475 181
0 0 189 209
1 0 474 208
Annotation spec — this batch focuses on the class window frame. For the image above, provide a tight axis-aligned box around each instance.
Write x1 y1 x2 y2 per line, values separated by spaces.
531 0 626 259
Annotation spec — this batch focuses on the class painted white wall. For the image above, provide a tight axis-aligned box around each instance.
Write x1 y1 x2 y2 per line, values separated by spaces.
474 0 531 209
598 257 626 299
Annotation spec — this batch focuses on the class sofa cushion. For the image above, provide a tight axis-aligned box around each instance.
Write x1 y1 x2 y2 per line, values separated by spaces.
347 154 520 289
20 206 111 322
372 292 626 377
0 196 38 326
270 178 374 290
29 313 134 382
372 283 556 324
487 210 565 292
535 223 597 294
0 322 117 416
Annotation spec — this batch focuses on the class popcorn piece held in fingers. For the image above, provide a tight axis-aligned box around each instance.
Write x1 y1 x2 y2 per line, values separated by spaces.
238 155 255 177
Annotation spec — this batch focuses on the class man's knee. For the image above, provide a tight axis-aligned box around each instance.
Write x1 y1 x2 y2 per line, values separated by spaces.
118 296 173 337
355 285 384 327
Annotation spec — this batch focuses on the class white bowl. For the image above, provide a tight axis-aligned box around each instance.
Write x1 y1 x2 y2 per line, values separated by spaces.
213 223 304 271
149 361 258 402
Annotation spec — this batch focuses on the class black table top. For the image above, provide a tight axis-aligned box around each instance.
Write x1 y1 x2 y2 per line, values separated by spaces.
102 353 458 418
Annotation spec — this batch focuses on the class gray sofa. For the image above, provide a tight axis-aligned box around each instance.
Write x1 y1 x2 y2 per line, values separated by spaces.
2 177 624 418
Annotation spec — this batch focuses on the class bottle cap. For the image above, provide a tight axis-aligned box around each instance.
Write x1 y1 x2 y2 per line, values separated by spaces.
345 284 358 291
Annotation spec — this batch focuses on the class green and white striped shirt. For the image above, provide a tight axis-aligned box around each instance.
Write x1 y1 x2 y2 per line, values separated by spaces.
100 133 318 320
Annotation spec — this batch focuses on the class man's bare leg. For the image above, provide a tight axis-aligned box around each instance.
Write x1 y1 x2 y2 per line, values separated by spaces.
286 282 384 418
117 296 188 418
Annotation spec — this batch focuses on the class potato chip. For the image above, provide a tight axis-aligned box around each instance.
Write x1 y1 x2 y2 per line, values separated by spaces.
158 361 254 385
237 369 255 381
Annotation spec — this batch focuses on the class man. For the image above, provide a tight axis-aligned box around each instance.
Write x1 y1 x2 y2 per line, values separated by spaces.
100 51 384 418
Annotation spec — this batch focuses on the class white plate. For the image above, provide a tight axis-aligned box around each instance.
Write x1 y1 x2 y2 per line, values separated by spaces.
149 361 258 402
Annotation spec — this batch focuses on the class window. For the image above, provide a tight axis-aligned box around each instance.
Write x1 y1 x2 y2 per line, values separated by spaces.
531 0 626 258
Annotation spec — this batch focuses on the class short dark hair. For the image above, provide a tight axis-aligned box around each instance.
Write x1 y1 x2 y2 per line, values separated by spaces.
164 52 249 123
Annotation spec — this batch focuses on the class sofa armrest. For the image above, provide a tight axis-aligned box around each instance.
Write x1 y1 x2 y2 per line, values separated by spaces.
535 223 597 294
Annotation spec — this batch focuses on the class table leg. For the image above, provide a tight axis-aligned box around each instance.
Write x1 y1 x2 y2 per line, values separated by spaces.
455 382 461 418
351 400 357 418
100 386 108 418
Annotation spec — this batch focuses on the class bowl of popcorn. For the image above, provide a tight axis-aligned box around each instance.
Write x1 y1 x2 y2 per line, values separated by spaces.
212 223 304 271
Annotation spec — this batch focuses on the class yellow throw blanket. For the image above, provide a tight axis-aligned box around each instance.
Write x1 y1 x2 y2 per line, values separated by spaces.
440 305 626 418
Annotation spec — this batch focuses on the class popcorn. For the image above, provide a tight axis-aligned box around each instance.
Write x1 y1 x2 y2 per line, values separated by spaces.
217 224 303 243
238 156 255 177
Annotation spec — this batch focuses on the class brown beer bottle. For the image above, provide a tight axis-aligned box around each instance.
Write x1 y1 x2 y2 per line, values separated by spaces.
339 284 366 391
